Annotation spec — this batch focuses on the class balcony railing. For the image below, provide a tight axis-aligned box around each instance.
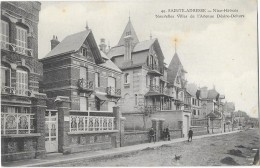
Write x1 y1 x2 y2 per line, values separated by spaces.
1 41 33 57
106 87 121 97
149 85 160 92
147 65 163 76
70 115 115 132
1 113 35 135
1 86 33 96
78 79 94 92
144 105 160 114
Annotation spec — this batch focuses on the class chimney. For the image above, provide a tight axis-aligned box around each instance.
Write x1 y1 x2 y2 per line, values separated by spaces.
124 32 133 61
50 35 60 50
99 38 107 53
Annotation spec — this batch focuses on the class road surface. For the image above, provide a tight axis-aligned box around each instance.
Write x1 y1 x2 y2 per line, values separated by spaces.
56 129 259 166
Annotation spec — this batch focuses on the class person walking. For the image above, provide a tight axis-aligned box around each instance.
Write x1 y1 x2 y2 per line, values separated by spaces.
188 128 193 142
149 127 155 143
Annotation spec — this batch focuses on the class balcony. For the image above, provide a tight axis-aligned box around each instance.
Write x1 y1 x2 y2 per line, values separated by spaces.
78 79 94 92
106 87 121 98
144 105 159 115
1 41 33 57
1 86 33 97
147 65 162 76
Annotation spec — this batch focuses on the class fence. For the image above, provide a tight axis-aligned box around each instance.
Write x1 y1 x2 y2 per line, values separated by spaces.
191 118 208 127
70 115 115 132
1 113 35 135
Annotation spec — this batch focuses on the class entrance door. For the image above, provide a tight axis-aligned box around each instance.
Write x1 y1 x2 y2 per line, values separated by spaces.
45 110 58 153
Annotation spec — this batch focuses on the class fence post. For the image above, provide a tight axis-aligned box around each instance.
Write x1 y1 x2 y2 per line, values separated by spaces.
55 96 70 154
31 93 47 159
112 106 121 147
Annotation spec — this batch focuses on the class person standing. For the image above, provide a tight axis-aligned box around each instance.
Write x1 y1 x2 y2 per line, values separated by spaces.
188 128 193 142
165 127 170 141
149 127 155 143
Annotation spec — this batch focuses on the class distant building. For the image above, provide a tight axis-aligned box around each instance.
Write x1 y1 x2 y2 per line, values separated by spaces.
186 83 202 119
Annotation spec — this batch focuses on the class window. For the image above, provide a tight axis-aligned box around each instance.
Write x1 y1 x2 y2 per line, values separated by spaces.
193 109 196 115
1 20 9 49
16 26 27 54
80 97 87 111
153 77 156 86
146 75 150 87
95 97 100 111
95 72 100 87
198 110 200 115
80 67 87 79
1 64 11 87
16 68 28 96
124 73 129 83
81 47 87 57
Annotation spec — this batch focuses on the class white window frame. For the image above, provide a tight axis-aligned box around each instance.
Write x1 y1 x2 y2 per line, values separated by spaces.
1 20 9 49
16 68 28 96
81 47 87 57
16 26 27 54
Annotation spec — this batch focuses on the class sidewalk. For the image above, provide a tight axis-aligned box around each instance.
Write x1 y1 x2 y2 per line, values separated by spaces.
2 130 241 167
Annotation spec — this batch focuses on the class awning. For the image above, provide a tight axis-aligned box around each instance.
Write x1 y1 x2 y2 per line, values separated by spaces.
95 94 109 101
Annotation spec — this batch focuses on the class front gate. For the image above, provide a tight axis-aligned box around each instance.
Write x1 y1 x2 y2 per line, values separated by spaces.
45 110 58 153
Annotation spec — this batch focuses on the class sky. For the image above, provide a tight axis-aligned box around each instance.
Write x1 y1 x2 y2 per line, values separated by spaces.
38 0 258 118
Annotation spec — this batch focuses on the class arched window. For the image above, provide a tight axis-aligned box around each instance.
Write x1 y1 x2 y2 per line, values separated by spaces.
1 20 9 49
16 25 28 54
16 67 28 96
124 73 129 84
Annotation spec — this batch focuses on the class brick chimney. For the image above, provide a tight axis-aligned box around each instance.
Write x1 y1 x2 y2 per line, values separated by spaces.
50 35 60 50
99 38 107 53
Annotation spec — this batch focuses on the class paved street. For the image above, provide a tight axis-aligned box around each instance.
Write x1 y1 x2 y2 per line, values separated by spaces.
55 129 259 166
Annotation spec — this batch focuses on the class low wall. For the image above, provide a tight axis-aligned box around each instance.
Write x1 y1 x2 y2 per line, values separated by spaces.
123 131 149 146
1 136 39 162
168 129 182 139
67 132 118 153
191 126 208 136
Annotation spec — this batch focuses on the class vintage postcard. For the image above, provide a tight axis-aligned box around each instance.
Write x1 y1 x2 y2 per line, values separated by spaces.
1 0 259 167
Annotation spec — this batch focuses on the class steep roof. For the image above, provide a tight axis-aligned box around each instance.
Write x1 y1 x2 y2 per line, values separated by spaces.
117 19 139 46
42 29 103 64
99 59 122 72
44 30 91 58
107 38 156 59
167 53 182 85
186 83 198 97
207 89 219 99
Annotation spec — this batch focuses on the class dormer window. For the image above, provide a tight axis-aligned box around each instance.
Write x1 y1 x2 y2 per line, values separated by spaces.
81 47 87 57
16 26 28 54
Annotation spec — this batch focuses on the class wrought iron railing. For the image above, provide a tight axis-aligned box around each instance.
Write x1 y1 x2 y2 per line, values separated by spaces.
144 105 160 115
148 64 161 72
70 115 115 132
1 86 33 96
1 113 35 135
149 85 160 92
1 41 33 57
78 79 94 91
106 87 121 97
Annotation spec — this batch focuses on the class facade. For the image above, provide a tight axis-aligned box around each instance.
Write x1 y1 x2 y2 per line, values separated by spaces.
107 19 174 130
40 26 123 154
1 1 47 161
186 83 202 119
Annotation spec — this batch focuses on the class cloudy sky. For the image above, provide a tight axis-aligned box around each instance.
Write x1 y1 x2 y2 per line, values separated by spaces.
38 0 258 118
